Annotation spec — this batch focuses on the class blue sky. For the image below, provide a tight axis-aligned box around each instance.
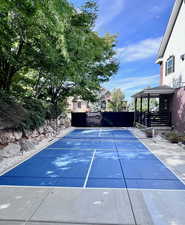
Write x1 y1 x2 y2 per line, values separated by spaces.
71 0 175 101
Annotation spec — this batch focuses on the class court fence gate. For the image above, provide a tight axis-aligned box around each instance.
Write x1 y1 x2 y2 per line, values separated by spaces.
71 112 135 127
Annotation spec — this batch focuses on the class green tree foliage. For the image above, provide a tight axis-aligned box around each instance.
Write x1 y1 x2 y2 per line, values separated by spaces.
0 0 119 129
0 0 71 91
108 88 127 112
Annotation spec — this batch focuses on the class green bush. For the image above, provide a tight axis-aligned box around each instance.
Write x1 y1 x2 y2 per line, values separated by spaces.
0 91 67 131
178 136 185 144
0 90 27 130
20 97 47 130
165 132 185 144
0 90 16 104
46 104 62 120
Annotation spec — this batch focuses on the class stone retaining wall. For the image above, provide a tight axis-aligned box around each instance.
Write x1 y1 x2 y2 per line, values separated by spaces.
0 114 71 158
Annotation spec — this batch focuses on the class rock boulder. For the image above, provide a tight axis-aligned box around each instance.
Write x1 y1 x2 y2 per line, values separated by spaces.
19 139 35 152
0 143 21 158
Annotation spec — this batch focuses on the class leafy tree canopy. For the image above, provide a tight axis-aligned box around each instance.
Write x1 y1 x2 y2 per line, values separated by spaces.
108 88 127 112
0 0 119 129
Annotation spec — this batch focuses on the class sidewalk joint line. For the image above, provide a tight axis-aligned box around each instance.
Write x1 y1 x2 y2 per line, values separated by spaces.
114 138 137 225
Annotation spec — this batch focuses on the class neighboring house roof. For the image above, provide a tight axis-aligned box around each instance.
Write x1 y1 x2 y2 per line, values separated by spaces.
156 0 183 63
132 85 175 98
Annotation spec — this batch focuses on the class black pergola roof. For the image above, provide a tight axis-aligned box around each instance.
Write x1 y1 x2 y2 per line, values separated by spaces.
132 85 175 98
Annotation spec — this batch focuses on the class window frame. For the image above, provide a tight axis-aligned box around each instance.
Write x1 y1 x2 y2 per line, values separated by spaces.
165 56 175 76
77 102 81 109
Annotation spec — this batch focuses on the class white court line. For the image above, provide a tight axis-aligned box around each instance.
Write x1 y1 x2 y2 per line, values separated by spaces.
83 150 96 188
46 147 93 150
130 130 185 186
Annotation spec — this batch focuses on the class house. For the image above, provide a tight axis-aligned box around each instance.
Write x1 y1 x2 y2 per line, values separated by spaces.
91 88 112 112
67 96 90 113
133 0 185 132
67 88 112 113
156 0 185 132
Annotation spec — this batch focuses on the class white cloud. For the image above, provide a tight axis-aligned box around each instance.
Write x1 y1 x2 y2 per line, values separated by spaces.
149 5 164 14
149 5 166 19
104 74 160 101
105 74 160 91
116 37 162 62
121 74 159 90
95 0 124 31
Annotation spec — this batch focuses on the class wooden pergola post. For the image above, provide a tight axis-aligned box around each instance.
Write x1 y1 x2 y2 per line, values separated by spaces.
134 98 137 125
140 97 143 124
147 94 151 127
135 98 137 111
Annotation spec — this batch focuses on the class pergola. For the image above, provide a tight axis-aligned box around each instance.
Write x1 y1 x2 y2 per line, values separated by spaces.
132 86 175 127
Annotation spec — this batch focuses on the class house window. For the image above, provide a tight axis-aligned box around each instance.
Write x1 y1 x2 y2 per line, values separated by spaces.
78 102 81 108
166 56 175 75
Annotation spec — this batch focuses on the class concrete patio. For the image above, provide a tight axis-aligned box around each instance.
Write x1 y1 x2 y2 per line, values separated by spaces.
0 128 185 225
1 186 185 225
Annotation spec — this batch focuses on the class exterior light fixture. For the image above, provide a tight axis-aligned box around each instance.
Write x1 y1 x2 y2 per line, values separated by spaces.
180 54 185 61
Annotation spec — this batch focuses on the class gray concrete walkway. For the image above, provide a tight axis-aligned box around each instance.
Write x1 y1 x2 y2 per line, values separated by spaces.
1 186 185 225
0 186 135 225
1 128 185 225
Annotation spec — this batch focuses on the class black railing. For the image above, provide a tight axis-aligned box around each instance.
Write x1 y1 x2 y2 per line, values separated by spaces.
136 111 172 127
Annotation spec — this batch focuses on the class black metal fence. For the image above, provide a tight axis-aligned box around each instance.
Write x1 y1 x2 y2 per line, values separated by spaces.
71 112 135 127
136 111 172 127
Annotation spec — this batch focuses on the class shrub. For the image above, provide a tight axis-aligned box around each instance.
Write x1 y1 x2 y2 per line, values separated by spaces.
46 100 68 120
165 132 185 144
21 97 47 130
0 90 27 130
0 91 67 131
20 98 67 130
46 104 62 120
178 135 185 144
0 93 46 131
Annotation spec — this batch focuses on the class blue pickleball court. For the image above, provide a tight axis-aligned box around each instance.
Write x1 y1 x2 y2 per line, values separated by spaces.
0 128 185 190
